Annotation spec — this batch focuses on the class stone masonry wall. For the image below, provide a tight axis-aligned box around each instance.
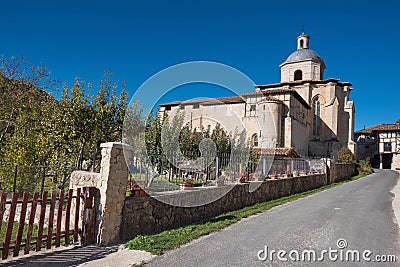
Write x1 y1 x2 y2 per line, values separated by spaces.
392 154 400 170
69 142 358 245
330 162 357 184
121 174 326 241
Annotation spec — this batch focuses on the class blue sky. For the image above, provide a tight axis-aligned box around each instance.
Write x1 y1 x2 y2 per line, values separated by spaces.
1 0 399 131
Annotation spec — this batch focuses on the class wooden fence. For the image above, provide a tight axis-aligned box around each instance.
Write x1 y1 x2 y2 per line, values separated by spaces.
0 187 96 260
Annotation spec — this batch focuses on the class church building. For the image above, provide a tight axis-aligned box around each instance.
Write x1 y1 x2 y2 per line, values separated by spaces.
159 33 356 159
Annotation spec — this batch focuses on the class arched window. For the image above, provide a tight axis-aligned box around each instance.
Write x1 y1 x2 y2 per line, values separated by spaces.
313 99 321 137
300 39 304 48
294 70 303 81
252 134 259 147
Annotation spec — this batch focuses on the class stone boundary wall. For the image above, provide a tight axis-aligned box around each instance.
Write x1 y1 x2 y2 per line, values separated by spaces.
68 142 360 245
121 174 326 241
329 162 357 184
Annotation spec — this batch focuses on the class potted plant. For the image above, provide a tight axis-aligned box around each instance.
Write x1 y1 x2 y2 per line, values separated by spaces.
300 170 308 176
217 175 226 186
238 172 248 184
180 177 195 190
130 181 148 197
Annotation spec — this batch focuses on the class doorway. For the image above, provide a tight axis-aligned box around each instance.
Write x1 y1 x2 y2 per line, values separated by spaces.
382 154 393 169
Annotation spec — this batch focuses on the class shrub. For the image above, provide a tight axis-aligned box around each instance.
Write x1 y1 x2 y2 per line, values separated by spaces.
337 147 355 163
358 158 374 174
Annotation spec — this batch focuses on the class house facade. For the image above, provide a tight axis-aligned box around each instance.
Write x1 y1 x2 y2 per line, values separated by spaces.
159 32 356 159
355 124 400 169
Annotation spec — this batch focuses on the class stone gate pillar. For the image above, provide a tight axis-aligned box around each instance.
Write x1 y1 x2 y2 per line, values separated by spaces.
70 142 133 245
96 142 132 245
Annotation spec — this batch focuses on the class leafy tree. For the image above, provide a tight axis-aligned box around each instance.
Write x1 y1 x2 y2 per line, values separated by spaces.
0 56 60 191
0 56 59 166
145 109 163 158
55 74 128 170
161 110 185 157
0 55 129 172
210 123 231 155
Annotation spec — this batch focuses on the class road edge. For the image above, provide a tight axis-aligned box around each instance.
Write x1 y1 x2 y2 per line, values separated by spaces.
391 170 400 228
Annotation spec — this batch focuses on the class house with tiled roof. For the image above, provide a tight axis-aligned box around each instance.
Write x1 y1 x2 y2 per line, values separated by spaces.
355 124 400 169
159 33 356 159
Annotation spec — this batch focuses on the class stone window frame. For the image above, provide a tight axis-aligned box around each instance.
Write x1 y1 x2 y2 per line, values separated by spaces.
252 133 259 147
312 95 324 138
294 69 303 81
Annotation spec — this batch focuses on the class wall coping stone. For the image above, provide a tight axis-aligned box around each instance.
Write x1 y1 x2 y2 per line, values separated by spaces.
100 142 133 151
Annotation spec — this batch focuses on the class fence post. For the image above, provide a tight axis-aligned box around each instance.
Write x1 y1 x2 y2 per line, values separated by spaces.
215 156 219 186
40 166 46 195
13 165 18 193
262 156 267 176
81 187 96 245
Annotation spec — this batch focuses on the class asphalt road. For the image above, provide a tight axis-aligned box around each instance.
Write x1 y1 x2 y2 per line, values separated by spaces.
148 170 400 267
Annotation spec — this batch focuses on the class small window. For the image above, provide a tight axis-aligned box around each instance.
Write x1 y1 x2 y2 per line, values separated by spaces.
250 104 256 111
179 105 184 110
193 103 199 109
165 106 171 111
384 142 392 152
313 99 321 137
294 70 303 81
300 39 304 48
252 134 259 147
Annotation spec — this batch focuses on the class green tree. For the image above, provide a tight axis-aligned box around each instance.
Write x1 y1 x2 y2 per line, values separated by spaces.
0 57 59 166
55 75 128 170
210 123 231 155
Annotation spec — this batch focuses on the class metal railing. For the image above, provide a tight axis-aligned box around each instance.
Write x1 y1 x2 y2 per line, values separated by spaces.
127 152 326 195
0 165 74 194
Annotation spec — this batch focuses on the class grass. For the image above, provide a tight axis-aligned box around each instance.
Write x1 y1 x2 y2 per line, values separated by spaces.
0 222 38 241
0 221 75 252
125 172 368 255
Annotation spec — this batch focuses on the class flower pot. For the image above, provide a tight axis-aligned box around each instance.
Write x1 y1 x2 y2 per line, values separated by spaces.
180 183 194 190
133 188 148 197
217 180 225 186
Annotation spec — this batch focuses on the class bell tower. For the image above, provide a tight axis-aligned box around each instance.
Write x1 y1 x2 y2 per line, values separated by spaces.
279 32 325 82
297 32 310 49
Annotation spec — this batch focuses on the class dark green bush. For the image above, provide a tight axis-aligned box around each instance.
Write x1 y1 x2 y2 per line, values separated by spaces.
337 147 355 163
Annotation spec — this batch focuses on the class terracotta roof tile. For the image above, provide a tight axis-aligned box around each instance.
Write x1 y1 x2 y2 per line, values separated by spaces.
257 96 284 103
356 124 400 134
254 78 352 89
243 89 311 109
160 96 245 107
253 147 300 158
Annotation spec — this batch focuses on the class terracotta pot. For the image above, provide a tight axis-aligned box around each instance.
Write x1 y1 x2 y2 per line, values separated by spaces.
180 183 194 190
